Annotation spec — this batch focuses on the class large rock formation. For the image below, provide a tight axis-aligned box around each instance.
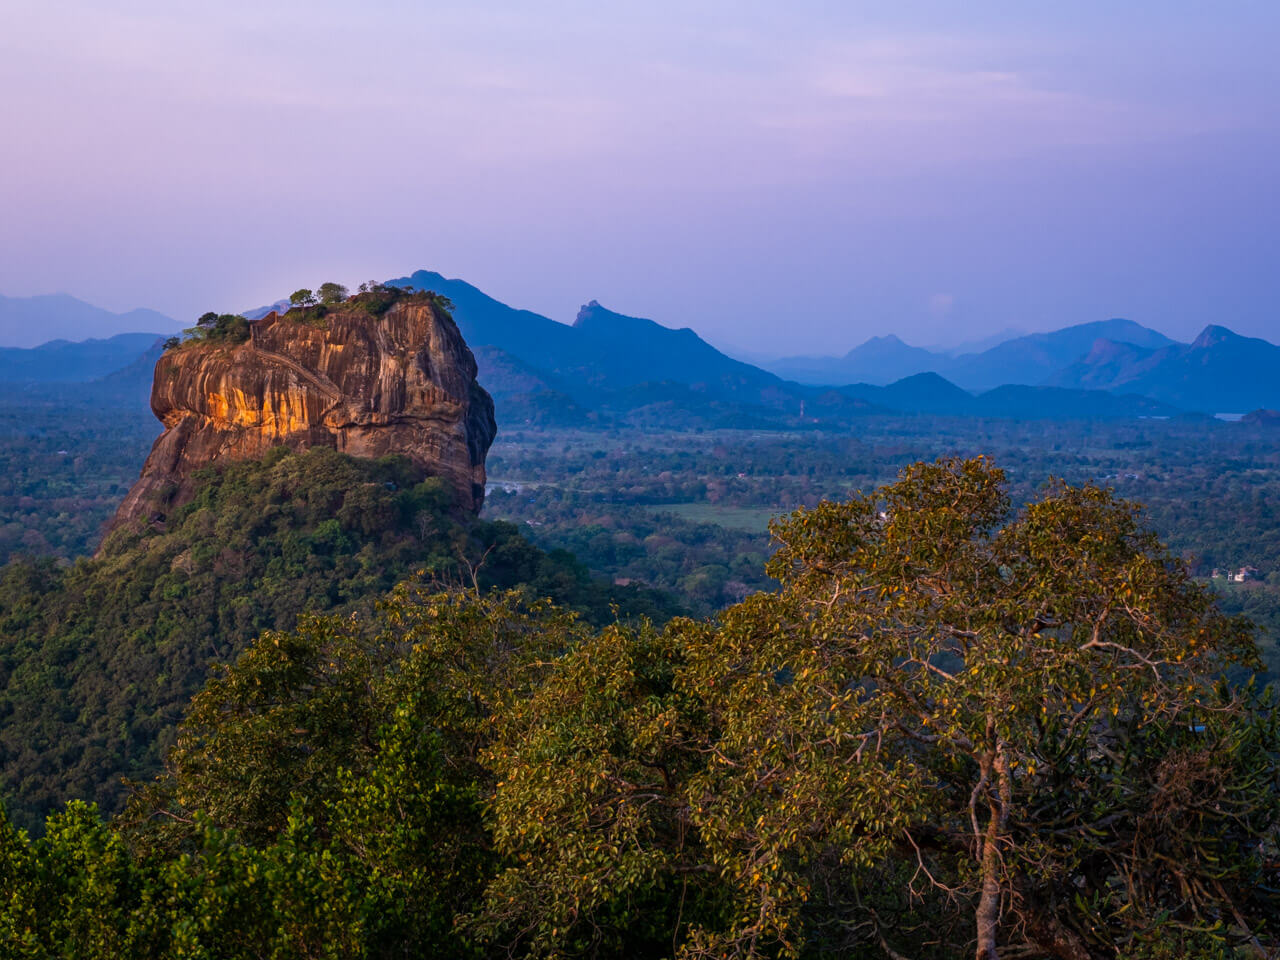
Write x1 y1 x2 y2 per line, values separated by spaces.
107 298 496 538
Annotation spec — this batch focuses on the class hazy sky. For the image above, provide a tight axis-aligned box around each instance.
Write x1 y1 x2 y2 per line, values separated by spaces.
1 1 1276 354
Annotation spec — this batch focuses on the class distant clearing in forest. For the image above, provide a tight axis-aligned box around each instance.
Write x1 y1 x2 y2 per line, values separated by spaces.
653 502 782 532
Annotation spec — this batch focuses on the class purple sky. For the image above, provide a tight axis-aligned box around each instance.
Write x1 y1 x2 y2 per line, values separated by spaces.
1 1 1276 355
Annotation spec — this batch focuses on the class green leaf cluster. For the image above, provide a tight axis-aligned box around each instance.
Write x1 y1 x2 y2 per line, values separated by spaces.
176 313 250 347
282 282 455 326
477 457 1280 958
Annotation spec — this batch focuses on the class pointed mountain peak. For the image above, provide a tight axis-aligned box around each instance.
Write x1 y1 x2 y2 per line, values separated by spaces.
574 300 605 327
1192 324 1240 349
574 300 605 326
841 333 933 360
395 269 491 302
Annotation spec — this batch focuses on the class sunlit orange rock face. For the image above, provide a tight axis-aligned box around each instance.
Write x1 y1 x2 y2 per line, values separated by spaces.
107 301 496 538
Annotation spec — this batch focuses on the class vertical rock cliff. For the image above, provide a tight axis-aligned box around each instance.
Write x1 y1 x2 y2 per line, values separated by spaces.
106 297 496 539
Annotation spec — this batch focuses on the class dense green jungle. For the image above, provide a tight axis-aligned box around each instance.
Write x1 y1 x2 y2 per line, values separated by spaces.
0 443 675 835
1 384 1279 957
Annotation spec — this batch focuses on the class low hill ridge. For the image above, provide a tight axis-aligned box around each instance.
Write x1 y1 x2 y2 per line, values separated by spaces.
766 317 1176 389
0 292 174 348
0 332 165 382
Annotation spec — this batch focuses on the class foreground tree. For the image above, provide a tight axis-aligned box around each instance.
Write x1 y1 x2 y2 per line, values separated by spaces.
11 588 585 959
485 457 1278 958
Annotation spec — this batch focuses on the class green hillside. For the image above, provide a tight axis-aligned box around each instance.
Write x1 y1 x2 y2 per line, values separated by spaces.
0 447 678 833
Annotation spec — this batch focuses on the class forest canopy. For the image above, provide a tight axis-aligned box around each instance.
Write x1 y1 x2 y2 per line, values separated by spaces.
3 457 1276 959
0 447 678 834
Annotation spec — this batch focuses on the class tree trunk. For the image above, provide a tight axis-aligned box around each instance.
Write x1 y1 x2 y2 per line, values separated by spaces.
974 812 1002 960
974 742 1012 960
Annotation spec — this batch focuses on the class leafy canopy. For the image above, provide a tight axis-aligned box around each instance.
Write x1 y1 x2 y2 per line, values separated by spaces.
179 311 249 345
2 457 1276 959
317 282 348 304
0 448 678 834
480 457 1276 958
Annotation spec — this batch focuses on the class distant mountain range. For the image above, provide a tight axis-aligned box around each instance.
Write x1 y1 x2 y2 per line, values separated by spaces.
0 293 173 348
1 275 1276 423
766 316 1279 414
386 270 796 422
1048 325 1280 412
768 318 1176 391
943 319 1176 392
0 333 165 383
769 335 949 387
389 271 1228 424
929 328 1029 357
835 373 1180 420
